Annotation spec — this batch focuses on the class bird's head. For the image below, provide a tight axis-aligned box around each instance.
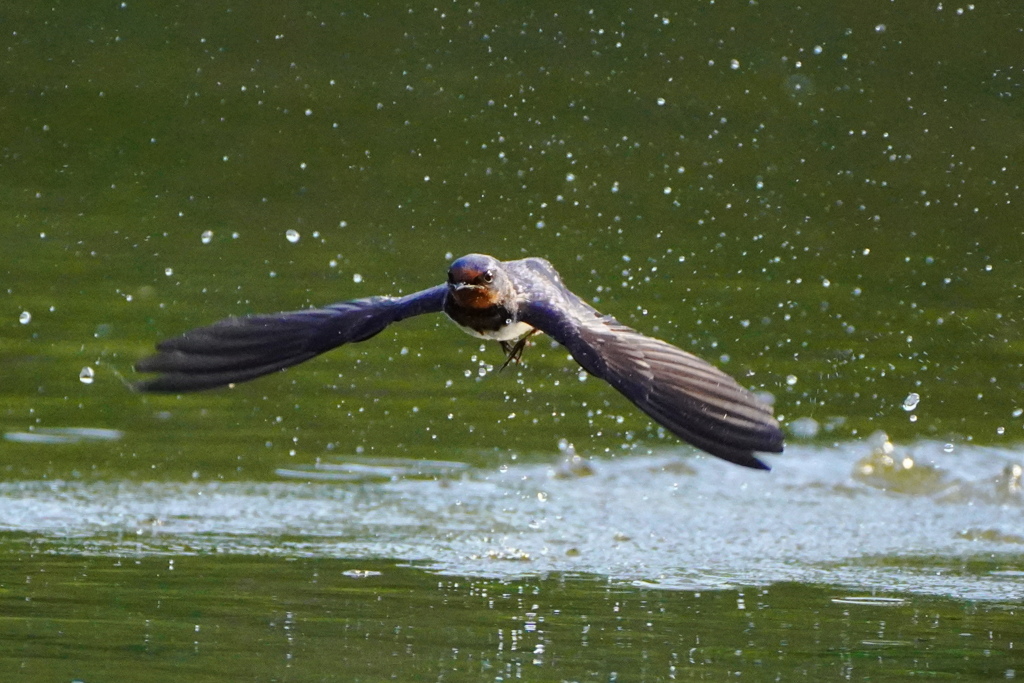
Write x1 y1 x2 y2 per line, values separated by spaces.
447 253 507 309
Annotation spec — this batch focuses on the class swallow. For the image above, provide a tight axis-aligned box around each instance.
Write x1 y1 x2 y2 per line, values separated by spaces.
135 254 784 469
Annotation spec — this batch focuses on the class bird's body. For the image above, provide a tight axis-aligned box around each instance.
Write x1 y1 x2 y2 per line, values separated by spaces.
135 254 784 469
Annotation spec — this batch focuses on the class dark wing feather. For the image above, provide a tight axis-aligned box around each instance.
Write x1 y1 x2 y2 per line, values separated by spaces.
520 293 783 470
134 285 446 393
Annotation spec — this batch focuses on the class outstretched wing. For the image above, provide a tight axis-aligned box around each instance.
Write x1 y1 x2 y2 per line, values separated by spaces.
134 285 446 393
520 293 783 470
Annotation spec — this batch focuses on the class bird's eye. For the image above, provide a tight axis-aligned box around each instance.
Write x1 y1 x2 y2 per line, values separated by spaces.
483 270 494 283
447 271 455 283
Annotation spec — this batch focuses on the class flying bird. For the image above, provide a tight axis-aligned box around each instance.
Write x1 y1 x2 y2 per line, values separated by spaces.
135 254 784 469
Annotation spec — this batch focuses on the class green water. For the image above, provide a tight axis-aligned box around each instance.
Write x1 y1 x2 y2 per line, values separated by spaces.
1 554 1019 681
2 0 1022 679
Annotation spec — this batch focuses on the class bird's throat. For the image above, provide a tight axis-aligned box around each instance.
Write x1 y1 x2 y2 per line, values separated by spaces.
451 285 497 310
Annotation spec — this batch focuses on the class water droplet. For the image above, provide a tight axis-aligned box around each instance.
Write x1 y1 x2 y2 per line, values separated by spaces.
902 392 920 411
79 367 95 384
200 230 214 244
164 267 173 276
352 273 363 283
19 311 31 324
943 443 954 453
786 375 798 386
789 416 820 438
784 73 815 98
286 229 300 243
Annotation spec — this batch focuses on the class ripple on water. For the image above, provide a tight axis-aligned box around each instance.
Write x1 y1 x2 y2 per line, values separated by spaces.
0 440 1020 600
275 457 471 482
3 427 124 445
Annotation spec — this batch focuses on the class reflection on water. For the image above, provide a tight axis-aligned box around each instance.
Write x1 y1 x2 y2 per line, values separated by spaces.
831 596 908 607
0 553 1018 682
1 440 1020 601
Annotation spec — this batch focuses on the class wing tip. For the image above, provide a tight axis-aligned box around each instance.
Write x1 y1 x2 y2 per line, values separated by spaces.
747 456 772 471
732 431 784 470
720 451 773 471
699 431 783 470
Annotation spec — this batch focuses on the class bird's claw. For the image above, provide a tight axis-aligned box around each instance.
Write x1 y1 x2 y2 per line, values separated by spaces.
499 330 538 371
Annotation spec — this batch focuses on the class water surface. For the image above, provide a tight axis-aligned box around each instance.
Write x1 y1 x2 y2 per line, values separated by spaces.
2 0 1022 679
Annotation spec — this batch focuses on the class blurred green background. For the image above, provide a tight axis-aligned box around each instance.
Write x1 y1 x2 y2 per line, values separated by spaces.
2 0 1022 679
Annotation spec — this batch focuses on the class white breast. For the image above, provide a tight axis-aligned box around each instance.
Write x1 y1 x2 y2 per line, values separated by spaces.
458 320 535 342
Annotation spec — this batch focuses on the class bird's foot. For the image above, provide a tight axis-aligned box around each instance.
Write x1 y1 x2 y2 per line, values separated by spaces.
499 330 539 371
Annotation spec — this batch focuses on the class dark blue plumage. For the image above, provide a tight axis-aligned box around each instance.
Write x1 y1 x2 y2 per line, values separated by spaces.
135 254 784 469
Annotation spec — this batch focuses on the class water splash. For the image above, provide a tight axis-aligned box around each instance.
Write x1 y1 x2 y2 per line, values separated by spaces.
0 442 1020 599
